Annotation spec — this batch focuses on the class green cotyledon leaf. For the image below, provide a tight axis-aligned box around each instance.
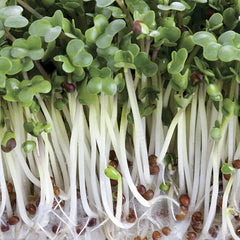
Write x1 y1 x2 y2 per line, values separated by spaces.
167 48 188 74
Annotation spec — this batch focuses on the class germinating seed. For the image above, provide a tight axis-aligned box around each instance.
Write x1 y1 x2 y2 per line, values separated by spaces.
8 216 19 225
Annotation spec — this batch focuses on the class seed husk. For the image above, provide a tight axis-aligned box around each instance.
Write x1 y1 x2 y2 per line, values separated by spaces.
26 203 37 215
8 216 19 225
179 194 190 207
152 230 162 239
162 226 171 236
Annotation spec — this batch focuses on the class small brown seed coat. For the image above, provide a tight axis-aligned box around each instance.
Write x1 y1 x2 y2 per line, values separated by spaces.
162 226 171 236
179 194 190 207
8 216 19 225
152 230 162 239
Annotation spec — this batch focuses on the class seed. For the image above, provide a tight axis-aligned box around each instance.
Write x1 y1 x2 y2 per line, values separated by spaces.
162 227 171 236
137 184 146 195
235 215 240 221
179 194 190 207
187 232 197 240
236 226 240 237
223 174 231 181
1 224 9 232
76 224 86 235
112 34 118 44
109 150 117 161
61 82 75 93
152 230 162 239
109 160 118 169
150 165 160 175
8 216 19 225
88 218 97 227
53 186 60 196
1 138 16 152
148 155 157 165
126 208 136 223
232 160 240 169
134 236 141 240
192 223 201 233
176 213 185 221
110 179 118 186
192 211 203 223
209 227 218 238
178 25 188 33
133 20 143 35
143 189 154 200
52 225 60 233
26 203 36 215
6 182 13 193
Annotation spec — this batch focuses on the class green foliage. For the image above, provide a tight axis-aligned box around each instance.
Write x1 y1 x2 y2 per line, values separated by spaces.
167 48 188 74
3 76 51 106
221 163 235 174
104 165 121 180
22 140 36 153
29 10 64 43
0 6 28 28
157 2 185 11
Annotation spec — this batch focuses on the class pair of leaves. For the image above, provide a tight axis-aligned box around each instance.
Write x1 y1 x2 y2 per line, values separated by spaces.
114 50 158 77
54 39 92 78
11 35 44 60
87 66 117 95
24 120 51 137
157 2 186 11
29 10 64 43
85 14 126 49
167 48 188 75
150 18 181 47
193 31 240 62
3 75 51 106
0 6 28 28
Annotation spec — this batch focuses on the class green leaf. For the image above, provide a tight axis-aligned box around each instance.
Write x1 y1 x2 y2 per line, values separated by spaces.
87 76 117 95
54 55 75 73
125 0 150 14
104 165 121 180
29 19 52 36
170 69 189 91
4 15 28 28
193 31 217 47
45 26 62 42
221 163 235 174
174 93 192 108
223 8 238 29
3 78 20 102
108 6 126 18
218 45 240 62
0 57 12 74
207 84 222 101
218 30 236 45
222 98 235 117
134 52 158 77
203 42 221 61
114 50 135 69
78 79 98 105
66 39 93 67
85 15 109 44
208 13 223 31
18 87 34 103
22 141 36 153
96 0 115 7
96 19 126 48
157 2 185 11
167 48 188 74
210 127 221 141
